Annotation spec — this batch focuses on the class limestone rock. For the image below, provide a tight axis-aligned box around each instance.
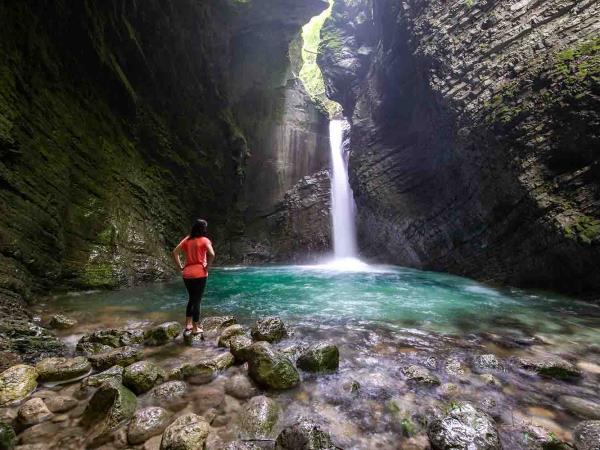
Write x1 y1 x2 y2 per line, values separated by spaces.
144 322 182 346
560 396 600 420
160 413 210 450
515 357 581 380
251 317 287 343
148 381 188 403
168 352 234 384
274 421 336 450
35 357 91 382
246 342 300 390
428 402 501 450
296 343 339 372
403 365 440 386
201 316 237 336
127 406 170 445
48 315 77 330
225 374 258 400
218 325 246 348
16 398 52 428
81 379 137 432
88 346 143 370
229 335 254 363
78 365 124 398
0 365 38 406
122 360 166 394
573 420 600 450
239 395 280 440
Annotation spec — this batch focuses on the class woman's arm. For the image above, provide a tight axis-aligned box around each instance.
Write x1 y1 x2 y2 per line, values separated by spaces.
206 241 216 268
172 239 186 271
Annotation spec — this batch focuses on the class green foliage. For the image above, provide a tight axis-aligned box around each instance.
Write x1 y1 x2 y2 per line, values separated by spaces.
565 215 600 244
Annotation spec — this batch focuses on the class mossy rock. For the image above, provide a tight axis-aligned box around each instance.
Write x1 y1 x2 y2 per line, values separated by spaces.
251 317 287 343
127 406 171 445
239 395 280 440
274 421 336 450
35 357 91 382
78 365 124 398
217 325 246 348
88 346 143 371
122 360 166 394
402 365 440 386
515 357 581 380
200 316 237 337
229 335 254 363
246 342 300 390
81 378 137 433
148 381 188 403
77 329 145 353
0 365 38 406
160 413 210 450
48 314 77 330
0 420 16 450
296 343 339 373
144 322 182 346
168 353 233 384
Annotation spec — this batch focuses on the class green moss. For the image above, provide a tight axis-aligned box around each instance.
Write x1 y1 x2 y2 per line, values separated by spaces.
565 215 600 244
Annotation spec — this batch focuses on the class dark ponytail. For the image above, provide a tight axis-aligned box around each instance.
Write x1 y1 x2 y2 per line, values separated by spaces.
188 219 208 239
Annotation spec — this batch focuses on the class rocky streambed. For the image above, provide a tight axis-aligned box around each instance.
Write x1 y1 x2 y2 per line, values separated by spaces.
1 308 600 450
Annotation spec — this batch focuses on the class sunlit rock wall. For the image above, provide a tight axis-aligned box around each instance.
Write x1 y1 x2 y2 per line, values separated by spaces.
319 0 600 296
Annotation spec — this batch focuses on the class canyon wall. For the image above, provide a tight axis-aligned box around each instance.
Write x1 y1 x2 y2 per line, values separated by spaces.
0 0 330 361
319 0 600 296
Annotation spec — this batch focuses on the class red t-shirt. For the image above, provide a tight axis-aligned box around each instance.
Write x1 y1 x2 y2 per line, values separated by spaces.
179 236 211 279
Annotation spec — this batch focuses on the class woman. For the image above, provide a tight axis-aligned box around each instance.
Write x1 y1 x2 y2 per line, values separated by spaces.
172 219 215 335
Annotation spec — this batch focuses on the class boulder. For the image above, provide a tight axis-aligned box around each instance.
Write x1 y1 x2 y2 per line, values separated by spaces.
43 395 77 413
76 329 144 356
218 325 246 348
168 353 234 384
48 315 77 330
160 413 210 450
403 365 440 386
225 374 258 400
229 335 254 363
88 346 143 370
246 342 300 390
0 421 16 450
0 365 38 406
183 332 204 346
560 396 600 420
473 354 504 373
78 365 124 398
35 357 91 382
127 406 170 445
201 316 237 336
515 357 581 380
122 361 166 394
144 322 183 346
239 395 280 440
428 402 501 450
296 343 339 373
81 378 137 432
251 317 287 343
573 420 600 450
16 398 52 428
274 421 336 450
148 381 188 403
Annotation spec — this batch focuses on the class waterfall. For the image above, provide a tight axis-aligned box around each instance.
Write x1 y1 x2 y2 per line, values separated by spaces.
329 120 359 260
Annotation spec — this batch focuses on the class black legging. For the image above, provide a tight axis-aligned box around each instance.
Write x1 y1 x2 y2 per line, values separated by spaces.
183 277 207 323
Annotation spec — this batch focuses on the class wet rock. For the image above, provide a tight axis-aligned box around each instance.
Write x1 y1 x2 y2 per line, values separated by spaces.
78 365 123 398
201 316 237 336
77 329 144 355
148 381 188 403
192 385 225 412
160 413 210 450
500 423 566 450
0 421 16 450
246 342 300 390
428 402 501 450
127 407 170 445
81 378 137 433
573 420 600 450
225 374 258 400
274 420 336 450
229 335 254 363
0 352 22 373
218 325 246 348
122 361 166 394
445 358 470 377
473 354 504 373
144 322 182 346
43 395 77 413
88 346 143 370
479 374 501 387
239 395 280 440
16 398 52 428
559 396 600 420
0 319 66 364
223 442 260 450
403 365 440 386
0 365 38 406
251 317 287 343
183 332 205 346
48 315 77 330
281 343 310 362
439 383 460 396
35 357 91 382
168 353 234 383
515 357 581 380
296 343 339 372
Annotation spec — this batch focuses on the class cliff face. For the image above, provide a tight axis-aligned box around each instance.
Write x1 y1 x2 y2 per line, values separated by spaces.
0 0 330 361
319 0 600 295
